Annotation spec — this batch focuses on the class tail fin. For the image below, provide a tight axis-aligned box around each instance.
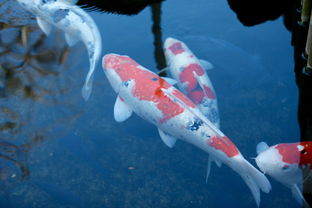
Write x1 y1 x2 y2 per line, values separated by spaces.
81 63 95 101
238 158 271 207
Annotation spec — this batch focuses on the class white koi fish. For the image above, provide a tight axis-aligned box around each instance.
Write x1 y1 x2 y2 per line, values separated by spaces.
103 53 271 207
164 37 220 128
16 0 102 100
256 141 312 207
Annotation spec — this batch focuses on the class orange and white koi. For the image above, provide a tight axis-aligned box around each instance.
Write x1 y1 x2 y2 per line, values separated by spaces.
103 53 271 206
164 37 219 128
256 141 312 207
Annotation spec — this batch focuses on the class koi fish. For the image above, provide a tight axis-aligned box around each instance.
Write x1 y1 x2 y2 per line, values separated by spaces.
16 0 102 100
256 142 312 207
163 37 219 128
103 53 271 206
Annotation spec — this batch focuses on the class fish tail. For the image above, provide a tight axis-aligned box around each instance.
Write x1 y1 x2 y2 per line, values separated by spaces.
237 158 271 207
81 60 96 100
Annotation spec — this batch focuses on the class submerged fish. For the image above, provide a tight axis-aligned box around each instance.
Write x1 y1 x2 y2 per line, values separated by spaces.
256 142 312 207
17 0 102 100
103 53 271 206
164 37 220 128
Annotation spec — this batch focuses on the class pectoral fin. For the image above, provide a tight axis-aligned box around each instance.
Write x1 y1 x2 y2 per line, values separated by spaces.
206 156 212 183
65 33 80 47
199 59 214 70
256 142 269 155
36 17 52 35
161 77 177 85
158 67 169 75
114 96 133 122
158 129 177 148
205 155 222 183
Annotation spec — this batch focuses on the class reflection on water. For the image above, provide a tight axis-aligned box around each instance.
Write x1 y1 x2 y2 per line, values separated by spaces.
0 12 82 196
0 0 309 207
0 0 35 26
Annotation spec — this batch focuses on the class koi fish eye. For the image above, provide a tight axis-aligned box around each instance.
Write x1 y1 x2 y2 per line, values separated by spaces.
300 149 307 155
122 80 133 88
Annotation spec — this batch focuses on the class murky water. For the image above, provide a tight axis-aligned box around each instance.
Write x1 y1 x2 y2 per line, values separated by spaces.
0 0 301 207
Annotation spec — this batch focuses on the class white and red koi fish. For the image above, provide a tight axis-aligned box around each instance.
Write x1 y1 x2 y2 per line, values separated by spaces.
16 0 102 100
103 53 271 206
256 141 312 207
163 37 219 128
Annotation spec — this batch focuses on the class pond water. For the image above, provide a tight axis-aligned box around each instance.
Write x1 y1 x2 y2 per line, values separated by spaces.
0 0 301 207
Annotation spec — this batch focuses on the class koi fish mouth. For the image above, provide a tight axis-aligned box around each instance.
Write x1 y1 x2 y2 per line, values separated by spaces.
164 37 178 47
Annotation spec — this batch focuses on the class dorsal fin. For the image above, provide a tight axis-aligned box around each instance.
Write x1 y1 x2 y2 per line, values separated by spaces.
256 142 269 155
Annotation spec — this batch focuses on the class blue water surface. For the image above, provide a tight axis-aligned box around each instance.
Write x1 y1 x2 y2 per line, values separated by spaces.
0 0 300 207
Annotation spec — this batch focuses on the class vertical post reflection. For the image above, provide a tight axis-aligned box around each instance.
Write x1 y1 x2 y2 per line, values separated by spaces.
150 2 167 76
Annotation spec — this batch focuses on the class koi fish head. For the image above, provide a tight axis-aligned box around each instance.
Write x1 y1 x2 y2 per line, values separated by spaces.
255 142 311 185
256 145 287 175
102 54 136 93
164 37 189 57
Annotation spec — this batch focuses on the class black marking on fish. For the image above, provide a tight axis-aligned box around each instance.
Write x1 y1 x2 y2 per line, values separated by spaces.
152 77 158 81
301 149 307 155
187 118 203 131
201 132 211 138
77 0 164 15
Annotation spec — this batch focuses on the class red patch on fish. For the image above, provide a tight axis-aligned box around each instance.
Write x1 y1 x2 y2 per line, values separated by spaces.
188 90 204 105
179 63 207 104
104 55 195 124
276 142 312 168
168 42 185 55
207 136 239 157
203 85 216 99
180 64 204 90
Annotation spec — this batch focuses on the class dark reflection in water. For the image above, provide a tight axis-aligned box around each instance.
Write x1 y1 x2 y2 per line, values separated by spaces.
77 0 167 75
228 0 312 141
0 19 82 198
150 2 167 76
77 0 163 15
228 0 312 206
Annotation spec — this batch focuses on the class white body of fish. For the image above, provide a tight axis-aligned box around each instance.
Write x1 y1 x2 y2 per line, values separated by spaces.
16 0 102 100
164 37 220 128
256 142 312 207
103 53 271 207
